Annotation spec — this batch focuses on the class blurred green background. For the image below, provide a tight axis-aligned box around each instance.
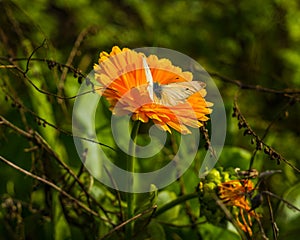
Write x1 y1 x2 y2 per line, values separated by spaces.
0 0 300 239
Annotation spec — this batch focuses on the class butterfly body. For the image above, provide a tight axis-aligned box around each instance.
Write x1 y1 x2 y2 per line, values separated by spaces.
153 82 163 99
143 57 205 106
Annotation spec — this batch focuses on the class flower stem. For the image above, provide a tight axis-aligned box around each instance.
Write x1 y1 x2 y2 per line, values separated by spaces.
125 120 140 239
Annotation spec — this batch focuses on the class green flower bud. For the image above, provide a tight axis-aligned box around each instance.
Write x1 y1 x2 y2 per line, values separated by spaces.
206 168 222 185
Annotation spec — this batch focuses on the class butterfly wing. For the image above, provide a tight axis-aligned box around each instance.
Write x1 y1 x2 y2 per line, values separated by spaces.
142 57 205 106
156 81 206 106
143 57 154 101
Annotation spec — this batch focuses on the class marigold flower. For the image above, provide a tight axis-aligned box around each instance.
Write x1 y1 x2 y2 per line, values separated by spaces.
218 179 260 236
94 46 212 134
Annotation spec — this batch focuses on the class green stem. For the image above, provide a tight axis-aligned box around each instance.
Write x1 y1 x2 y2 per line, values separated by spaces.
125 120 140 239
154 192 199 217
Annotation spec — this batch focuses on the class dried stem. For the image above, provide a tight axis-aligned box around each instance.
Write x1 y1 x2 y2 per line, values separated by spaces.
0 155 104 219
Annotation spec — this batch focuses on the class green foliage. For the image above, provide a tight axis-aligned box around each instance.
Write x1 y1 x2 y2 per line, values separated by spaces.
276 182 300 239
0 0 300 239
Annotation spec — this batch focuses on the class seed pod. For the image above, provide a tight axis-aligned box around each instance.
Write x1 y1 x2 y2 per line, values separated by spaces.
47 60 56 69
264 147 270 154
256 141 263 150
232 108 237 117
243 129 251 136
277 158 281 165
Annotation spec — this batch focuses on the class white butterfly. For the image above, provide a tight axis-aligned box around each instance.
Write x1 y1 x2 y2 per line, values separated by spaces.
142 57 206 106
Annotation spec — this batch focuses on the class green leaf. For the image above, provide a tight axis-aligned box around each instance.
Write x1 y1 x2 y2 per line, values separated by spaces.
198 222 241 240
147 220 166 240
53 192 71 240
276 182 300 239
156 190 180 221
135 184 158 214
27 60 68 162
134 219 166 240
218 146 252 170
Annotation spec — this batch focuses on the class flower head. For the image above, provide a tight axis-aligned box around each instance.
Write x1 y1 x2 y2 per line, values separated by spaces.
218 179 260 236
94 46 212 134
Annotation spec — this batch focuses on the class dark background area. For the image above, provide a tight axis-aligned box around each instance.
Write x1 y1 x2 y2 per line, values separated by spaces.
0 0 299 239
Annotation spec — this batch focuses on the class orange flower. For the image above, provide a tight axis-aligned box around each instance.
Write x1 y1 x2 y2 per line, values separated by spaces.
94 46 212 134
218 179 260 236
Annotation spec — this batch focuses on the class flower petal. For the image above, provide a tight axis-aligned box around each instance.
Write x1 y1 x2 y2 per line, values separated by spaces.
94 46 212 134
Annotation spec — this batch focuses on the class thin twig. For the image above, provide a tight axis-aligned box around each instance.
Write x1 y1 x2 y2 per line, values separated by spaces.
0 88 116 151
262 190 300 212
58 27 96 96
210 72 300 95
248 97 293 171
0 155 104 219
233 95 300 173
103 165 124 222
24 39 47 75
154 192 198 217
156 220 207 228
2 60 100 100
212 194 248 240
266 193 279 239
0 64 16 69
98 205 157 240
0 115 115 225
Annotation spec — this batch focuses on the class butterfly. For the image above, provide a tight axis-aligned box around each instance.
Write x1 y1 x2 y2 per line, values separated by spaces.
142 57 206 106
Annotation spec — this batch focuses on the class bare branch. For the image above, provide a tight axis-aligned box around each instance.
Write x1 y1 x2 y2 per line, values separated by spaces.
210 72 300 95
0 155 104 219
98 205 157 240
233 95 300 173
